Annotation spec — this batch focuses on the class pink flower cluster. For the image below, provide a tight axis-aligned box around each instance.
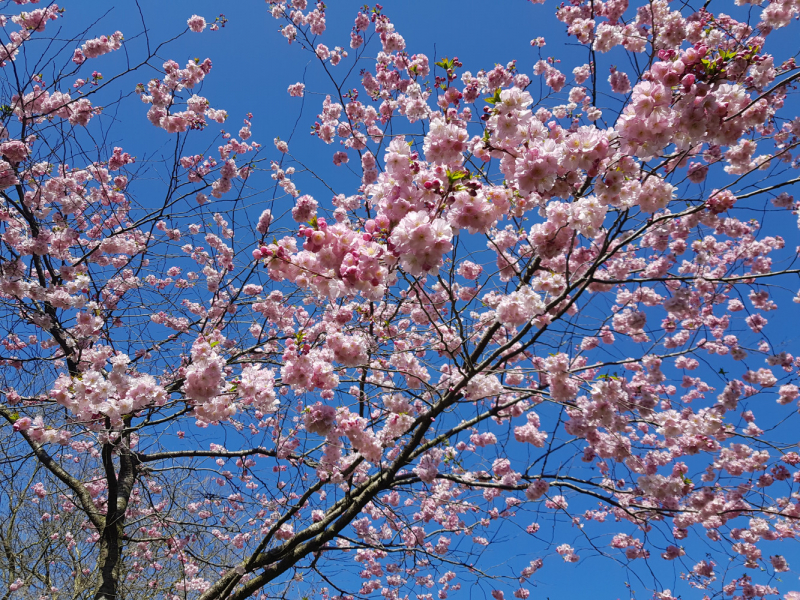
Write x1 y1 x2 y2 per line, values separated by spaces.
389 211 453 277
138 58 225 134
187 15 206 32
49 352 167 425
183 335 233 425
72 31 123 65
12 86 97 126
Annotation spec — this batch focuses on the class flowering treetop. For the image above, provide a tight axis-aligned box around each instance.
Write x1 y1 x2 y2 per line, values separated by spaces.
1 1 800 600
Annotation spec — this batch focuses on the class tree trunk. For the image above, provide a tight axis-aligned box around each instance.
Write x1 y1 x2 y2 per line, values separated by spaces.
94 517 123 600
94 426 137 600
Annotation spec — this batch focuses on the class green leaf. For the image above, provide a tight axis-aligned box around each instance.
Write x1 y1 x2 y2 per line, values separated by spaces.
446 168 469 184
435 57 454 70
484 89 502 106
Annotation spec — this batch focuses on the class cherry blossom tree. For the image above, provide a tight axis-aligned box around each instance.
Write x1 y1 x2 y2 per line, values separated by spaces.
2 1 800 599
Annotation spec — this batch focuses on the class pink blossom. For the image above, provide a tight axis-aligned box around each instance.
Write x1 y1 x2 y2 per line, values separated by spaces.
525 480 549 501
78 31 124 61
304 402 337 436
0 160 19 190
0 140 28 163
187 15 206 32
458 261 483 280
608 68 631 94
291 194 318 223
288 82 305 97
256 209 272 235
